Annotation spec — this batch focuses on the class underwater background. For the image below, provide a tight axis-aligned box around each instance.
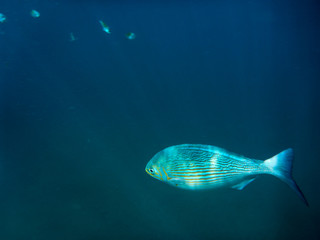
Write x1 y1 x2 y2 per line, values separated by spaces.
0 0 319 239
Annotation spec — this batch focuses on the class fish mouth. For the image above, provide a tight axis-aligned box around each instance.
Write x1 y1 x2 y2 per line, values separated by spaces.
145 167 152 177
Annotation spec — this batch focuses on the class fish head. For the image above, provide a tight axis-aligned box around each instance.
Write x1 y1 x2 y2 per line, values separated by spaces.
145 151 172 182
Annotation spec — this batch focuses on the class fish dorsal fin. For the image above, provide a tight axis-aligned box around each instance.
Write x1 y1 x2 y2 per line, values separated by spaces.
232 178 256 190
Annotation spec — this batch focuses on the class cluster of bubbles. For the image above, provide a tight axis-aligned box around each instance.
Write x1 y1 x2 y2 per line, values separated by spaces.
0 10 136 41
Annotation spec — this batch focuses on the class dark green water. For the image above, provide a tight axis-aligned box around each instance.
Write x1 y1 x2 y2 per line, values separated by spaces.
0 0 319 239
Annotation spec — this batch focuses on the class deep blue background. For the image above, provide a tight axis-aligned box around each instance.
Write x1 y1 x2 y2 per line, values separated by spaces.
0 0 319 239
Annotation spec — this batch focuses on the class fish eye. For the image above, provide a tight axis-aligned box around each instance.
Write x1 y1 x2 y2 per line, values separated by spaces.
149 168 154 173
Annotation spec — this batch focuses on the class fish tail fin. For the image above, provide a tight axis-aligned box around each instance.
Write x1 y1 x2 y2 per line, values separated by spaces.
264 148 309 206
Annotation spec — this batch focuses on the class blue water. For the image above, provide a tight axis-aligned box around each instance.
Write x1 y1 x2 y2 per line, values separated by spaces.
0 0 319 239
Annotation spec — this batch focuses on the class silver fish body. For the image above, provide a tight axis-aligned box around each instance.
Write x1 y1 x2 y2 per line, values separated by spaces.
145 144 308 206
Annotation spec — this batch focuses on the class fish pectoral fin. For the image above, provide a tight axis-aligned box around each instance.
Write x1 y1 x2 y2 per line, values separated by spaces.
169 177 183 183
232 178 256 190
168 177 184 186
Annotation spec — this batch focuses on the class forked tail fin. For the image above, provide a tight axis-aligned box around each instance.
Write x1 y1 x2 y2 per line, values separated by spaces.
264 148 309 206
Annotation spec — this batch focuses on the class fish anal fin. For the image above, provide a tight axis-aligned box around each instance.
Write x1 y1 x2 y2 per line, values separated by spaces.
232 178 256 190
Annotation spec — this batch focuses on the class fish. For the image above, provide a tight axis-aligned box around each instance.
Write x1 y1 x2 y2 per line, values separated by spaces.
99 20 111 34
125 32 136 40
69 32 77 42
0 13 6 23
145 144 309 206
30 10 40 18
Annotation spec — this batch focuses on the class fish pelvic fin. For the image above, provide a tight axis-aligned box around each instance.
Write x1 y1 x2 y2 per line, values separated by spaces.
264 148 309 206
232 178 256 190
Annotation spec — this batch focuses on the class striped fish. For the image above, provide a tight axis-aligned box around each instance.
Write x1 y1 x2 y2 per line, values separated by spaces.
145 144 308 206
